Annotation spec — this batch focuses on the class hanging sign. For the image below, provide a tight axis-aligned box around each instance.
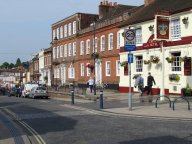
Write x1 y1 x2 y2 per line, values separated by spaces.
124 29 136 51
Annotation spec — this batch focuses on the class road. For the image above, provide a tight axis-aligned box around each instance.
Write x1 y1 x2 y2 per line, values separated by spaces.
0 96 192 144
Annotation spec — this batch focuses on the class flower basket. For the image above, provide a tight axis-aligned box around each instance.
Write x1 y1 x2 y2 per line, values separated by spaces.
86 64 94 72
132 74 139 79
166 57 176 63
169 74 180 82
120 61 128 67
180 56 191 63
90 52 99 59
144 60 151 65
151 56 160 64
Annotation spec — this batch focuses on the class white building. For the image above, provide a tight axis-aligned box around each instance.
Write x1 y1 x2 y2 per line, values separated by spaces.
119 0 192 95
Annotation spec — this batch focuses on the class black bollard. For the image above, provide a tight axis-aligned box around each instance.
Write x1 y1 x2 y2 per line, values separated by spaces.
100 89 103 109
71 90 74 105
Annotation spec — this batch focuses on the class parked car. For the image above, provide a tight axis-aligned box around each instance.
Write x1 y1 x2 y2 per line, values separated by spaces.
8 87 17 96
22 83 39 98
29 86 48 99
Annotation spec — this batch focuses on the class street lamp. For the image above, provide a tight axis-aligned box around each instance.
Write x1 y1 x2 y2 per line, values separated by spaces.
53 36 58 90
91 21 97 96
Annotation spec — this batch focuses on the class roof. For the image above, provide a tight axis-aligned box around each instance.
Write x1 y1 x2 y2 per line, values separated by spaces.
99 4 137 22
119 0 192 27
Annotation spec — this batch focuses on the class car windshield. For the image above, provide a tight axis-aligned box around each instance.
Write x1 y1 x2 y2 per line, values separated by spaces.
36 87 46 90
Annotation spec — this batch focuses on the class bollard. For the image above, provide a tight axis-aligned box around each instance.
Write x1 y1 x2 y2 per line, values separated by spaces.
100 89 103 109
71 90 74 105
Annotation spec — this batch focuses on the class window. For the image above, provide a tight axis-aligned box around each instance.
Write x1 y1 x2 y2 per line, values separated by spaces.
64 25 67 37
108 33 113 50
136 28 142 44
56 28 60 39
116 60 120 76
86 63 91 76
53 47 56 59
68 64 75 79
55 66 59 78
53 29 56 40
100 35 105 51
171 52 181 72
93 37 98 52
117 32 121 49
68 43 72 56
64 44 67 57
80 41 84 55
73 21 76 34
171 18 181 40
68 23 72 36
57 46 59 58
86 39 90 54
60 26 63 39
80 63 84 76
106 61 111 76
60 45 63 57
135 55 143 72
73 42 76 56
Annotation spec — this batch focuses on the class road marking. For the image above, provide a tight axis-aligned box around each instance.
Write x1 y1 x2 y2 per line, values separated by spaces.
3 108 46 144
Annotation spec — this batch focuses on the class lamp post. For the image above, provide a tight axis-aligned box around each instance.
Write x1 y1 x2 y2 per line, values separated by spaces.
53 36 58 90
92 21 96 96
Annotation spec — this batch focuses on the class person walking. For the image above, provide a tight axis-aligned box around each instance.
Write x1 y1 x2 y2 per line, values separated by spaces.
134 74 144 95
87 77 94 93
147 72 156 95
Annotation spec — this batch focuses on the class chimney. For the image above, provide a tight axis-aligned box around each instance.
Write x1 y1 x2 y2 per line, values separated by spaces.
144 0 155 6
99 1 117 19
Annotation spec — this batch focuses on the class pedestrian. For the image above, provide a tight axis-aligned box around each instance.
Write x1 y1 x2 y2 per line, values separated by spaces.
143 72 156 95
87 77 94 93
134 74 144 95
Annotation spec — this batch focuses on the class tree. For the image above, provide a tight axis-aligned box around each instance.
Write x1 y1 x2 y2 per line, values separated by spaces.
22 61 29 69
15 58 21 67
9 63 15 69
1 62 9 69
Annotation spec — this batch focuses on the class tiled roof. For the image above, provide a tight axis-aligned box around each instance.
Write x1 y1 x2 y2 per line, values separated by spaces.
119 0 192 27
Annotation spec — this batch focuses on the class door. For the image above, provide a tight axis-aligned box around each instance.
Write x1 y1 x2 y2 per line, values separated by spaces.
95 60 102 84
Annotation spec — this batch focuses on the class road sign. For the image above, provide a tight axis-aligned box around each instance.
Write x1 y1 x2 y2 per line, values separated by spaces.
124 29 136 51
128 53 133 63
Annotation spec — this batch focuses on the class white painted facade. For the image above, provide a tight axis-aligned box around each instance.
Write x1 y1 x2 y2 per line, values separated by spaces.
119 10 192 95
39 50 45 84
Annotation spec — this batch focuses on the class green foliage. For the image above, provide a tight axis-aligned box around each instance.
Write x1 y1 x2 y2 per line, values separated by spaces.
185 83 191 96
15 58 21 67
1 62 9 69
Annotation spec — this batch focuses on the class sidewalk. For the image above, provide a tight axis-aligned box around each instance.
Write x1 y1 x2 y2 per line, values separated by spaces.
53 91 192 120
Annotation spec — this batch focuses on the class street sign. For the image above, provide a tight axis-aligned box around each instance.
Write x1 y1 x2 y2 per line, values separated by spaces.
128 53 133 63
124 29 136 51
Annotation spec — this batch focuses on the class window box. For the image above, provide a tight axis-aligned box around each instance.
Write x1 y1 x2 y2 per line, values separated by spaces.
169 74 180 82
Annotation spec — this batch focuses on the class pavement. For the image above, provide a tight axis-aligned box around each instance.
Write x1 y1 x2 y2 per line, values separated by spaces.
53 90 192 121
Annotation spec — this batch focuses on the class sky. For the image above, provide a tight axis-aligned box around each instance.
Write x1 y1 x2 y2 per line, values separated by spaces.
0 0 144 65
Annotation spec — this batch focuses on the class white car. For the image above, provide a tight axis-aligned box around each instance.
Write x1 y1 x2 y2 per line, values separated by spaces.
29 86 48 99
22 83 39 98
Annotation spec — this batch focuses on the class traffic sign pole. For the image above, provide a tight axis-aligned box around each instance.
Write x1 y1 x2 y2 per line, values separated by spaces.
128 51 132 111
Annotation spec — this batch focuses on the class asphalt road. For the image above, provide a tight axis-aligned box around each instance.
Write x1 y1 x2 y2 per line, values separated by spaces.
0 96 192 144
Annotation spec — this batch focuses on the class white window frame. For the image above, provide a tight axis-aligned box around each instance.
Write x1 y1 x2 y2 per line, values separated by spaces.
73 21 76 34
136 28 142 45
117 31 121 49
93 37 98 53
57 46 59 58
86 63 91 77
56 28 60 39
60 26 63 39
170 18 181 40
53 29 56 40
135 55 143 72
80 41 84 55
105 61 111 76
108 33 113 50
68 23 72 36
116 60 120 76
171 52 181 72
73 42 76 56
68 64 75 79
64 25 67 37
100 35 105 51
80 63 84 76
60 45 63 57
68 43 72 56
53 47 56 59
86 39 90 54
64 44 67 57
